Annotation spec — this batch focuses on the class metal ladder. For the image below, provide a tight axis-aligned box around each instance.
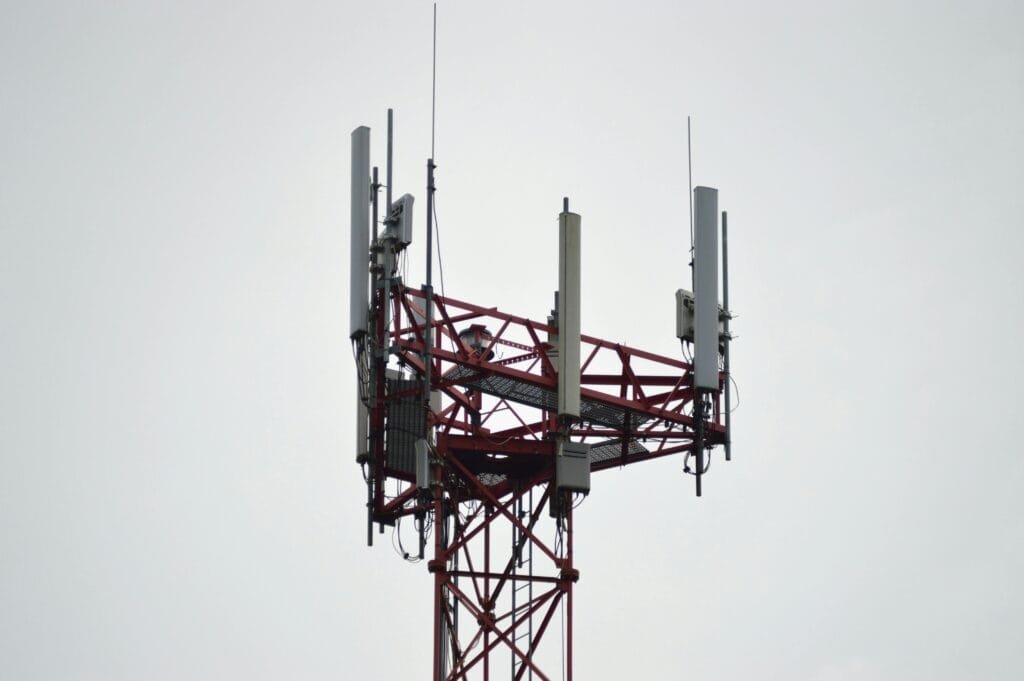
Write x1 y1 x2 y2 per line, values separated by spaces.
510 488 534 680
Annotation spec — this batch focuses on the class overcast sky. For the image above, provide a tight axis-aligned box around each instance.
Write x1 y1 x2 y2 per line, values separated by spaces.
2 1 1023 679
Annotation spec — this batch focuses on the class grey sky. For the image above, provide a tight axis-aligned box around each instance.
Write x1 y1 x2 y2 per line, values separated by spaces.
2 1 1022 679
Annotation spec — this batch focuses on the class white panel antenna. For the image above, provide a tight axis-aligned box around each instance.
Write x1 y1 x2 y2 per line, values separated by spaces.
557 210 582 420
693 186 719 390
350 126 371 339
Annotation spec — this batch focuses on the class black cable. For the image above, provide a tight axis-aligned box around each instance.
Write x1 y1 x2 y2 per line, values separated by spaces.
728 374 740 413
393 515 423 563
681 341 693 363
682 449 711 475
433 199 447 300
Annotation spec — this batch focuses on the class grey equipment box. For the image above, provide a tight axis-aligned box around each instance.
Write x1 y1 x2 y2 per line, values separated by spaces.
556 441 591 494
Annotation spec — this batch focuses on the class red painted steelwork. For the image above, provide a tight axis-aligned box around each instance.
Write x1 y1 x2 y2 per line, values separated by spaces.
365 285 724 679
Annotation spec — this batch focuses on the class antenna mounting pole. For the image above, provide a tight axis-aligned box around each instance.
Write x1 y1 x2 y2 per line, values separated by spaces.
423 158 436 408
431 3 438 159
722 210 732 461
386 109 394 211
687 115 694 289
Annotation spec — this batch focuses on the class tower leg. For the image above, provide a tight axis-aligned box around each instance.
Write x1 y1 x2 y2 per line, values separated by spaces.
432 478 446 681
565 506 574 681
430 461 576 681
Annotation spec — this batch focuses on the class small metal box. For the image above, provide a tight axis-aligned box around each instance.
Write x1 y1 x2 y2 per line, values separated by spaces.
556 441 591 494
384 193 415 248
675 289 695 342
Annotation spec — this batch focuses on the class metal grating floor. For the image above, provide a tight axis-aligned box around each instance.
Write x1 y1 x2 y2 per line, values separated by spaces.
444 366 651 430
588 438 650 465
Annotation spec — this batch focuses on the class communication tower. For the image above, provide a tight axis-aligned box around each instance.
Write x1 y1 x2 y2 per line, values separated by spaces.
351 111 735 680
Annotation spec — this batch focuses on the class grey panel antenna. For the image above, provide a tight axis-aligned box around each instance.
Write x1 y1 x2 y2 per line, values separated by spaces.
693 186 719 390
349 126 371 339
557 210 582 420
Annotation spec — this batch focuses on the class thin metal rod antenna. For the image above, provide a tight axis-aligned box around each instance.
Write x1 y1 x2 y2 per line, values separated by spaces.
687 115 694 290
431 3 438 159
687 115 701 496
695 395 703 497
426 161 435 292
428 10 441 660
423 158 435 403
368 155 380 546
418 513 425 560
367 472 373 546
424 9 438 570
386 109 393 210
722 210 732 462
371 166 379 244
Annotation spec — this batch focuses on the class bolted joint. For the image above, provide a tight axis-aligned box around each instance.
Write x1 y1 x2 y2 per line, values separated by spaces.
476 610 496 630
560 567 580 584
427 558 446 573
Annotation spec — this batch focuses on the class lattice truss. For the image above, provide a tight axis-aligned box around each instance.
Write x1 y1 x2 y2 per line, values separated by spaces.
361 285 726 680
380 286 726 493
430 471 574 680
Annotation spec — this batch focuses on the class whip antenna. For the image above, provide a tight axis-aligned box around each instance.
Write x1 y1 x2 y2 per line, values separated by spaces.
431 3 437 159
688 115 694 288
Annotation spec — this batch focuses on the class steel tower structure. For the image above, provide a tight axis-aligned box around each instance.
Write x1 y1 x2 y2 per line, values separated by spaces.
351 115 733 681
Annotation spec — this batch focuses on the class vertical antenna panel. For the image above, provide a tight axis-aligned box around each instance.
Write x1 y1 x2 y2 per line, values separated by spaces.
558 211 582 419
355 383 368 463
415 439 430 490
693 186 719 390
350 126 371 339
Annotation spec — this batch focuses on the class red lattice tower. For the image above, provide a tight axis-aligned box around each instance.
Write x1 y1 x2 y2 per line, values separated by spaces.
351 121 733 681
358 287 728 680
